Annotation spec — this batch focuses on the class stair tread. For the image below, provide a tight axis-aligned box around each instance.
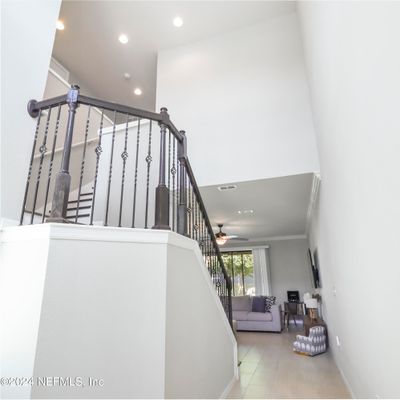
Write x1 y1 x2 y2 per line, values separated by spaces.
68 198 92 203
65 214 91 219
67 205 92 211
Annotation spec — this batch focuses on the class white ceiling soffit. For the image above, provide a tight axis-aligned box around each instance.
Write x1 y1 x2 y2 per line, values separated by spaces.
199 173 315 242
53 1 296 110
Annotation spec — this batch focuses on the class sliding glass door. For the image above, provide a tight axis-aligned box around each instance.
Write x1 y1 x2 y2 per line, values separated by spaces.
221 251 255 296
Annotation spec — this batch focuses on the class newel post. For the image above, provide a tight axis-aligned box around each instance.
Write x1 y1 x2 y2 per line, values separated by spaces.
153 107 170 230
177 130 188 236
47 85 80 222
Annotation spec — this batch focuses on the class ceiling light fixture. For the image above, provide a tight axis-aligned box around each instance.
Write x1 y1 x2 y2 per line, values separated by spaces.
56 20 65 30
134 88 142 96
118 34 129 44
173 16 183 28
238 209 254 215
123 73 131 80
215 224 228 246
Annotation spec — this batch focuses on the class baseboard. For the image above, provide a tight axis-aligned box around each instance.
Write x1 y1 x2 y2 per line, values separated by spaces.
337 364 355 399
220 375 238 399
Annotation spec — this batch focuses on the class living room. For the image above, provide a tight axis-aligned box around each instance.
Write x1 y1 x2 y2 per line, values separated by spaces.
2 1 400 399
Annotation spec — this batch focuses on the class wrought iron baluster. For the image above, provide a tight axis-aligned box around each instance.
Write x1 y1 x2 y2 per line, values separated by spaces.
171 136 177 231
104 110 117 226
75 105 92 223
118 114 130 227
131 118 141 228
89 109 104 225
42 104 61 222
144 121 153 229
31 107 52 224
20 111 42 224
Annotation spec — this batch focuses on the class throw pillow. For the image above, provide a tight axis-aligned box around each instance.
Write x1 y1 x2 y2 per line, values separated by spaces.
265 296 276 312
252 296 266 313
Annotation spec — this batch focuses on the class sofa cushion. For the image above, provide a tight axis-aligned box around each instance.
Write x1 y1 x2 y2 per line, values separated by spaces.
247 312 273 322
232 296 251 312
265 296 276 312
251 296 266 312
232 311 249 321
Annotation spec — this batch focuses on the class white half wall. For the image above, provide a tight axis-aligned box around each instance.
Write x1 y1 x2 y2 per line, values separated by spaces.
0 224 237 399
0 0 61 224
298 2 400 398
156 12 319 186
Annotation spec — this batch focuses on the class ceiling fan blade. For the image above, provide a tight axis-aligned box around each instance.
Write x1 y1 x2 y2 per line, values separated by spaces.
228 237 249 241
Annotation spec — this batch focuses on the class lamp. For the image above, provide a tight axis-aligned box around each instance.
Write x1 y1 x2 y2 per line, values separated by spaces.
305 298 318 321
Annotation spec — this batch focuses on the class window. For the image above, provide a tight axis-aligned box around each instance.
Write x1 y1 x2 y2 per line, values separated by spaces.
221 251 255 296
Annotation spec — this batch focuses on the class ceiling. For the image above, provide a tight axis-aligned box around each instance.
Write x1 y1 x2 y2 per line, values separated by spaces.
53 1 295 110
199 173 314 244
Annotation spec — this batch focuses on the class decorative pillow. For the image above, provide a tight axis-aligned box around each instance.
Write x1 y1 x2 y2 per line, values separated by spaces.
265 296 276 312
251 296 266 313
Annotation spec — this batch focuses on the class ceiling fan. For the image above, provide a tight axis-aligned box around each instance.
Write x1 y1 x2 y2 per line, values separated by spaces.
215 224 249 246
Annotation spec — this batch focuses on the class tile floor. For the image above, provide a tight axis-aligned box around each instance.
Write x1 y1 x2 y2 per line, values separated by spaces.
228 326 351 399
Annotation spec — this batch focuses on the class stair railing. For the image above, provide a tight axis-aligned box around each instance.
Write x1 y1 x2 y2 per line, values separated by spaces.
21 85 232 326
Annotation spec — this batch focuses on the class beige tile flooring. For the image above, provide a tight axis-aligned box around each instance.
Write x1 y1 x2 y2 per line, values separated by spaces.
228 327 351 399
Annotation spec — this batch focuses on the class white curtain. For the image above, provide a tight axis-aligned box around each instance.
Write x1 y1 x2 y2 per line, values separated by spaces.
252 247 272 296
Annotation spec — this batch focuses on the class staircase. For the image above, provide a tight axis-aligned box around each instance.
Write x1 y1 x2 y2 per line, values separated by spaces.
65 191 93 223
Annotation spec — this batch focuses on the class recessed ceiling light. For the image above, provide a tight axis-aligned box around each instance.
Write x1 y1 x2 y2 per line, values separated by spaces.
238 209 254 215
118 34 128 44
56 20 65 30
173 16 183 28
133 88 142 96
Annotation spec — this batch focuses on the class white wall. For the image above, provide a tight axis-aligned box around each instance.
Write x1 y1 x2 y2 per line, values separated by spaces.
0 224 237 398
298 2 400 397
0 0 61 225
223 238 313 307
165 243 237 398
157 12 319 187
268 238 313 307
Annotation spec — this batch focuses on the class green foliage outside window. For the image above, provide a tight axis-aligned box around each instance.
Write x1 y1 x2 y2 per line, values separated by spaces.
222 251 255 296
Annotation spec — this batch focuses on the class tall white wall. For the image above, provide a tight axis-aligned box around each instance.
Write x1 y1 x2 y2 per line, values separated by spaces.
298 2 400 397
156 12 319 187
0 0 61 225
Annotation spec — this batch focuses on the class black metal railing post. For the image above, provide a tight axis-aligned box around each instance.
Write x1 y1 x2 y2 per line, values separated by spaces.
177 130 188 236
48 85 80 222
153 107 170 230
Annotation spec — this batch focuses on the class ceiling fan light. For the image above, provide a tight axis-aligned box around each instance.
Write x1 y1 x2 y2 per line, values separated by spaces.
216 236 228 246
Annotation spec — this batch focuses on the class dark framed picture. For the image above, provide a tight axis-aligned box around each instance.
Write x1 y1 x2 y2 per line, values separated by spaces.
308 248 321 288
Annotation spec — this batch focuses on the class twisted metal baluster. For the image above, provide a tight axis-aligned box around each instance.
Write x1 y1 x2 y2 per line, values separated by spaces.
104 110 117 226
20 111 42 224
75 105 92 223
188 183 193 239
42 104 61 222
144 121 153 229
31 108 52 224
89 109 104 225
171 137 177 231
131 119 141 228
118 114 130 227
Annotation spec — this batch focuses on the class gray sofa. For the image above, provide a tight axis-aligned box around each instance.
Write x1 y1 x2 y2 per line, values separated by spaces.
232 295 282 332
